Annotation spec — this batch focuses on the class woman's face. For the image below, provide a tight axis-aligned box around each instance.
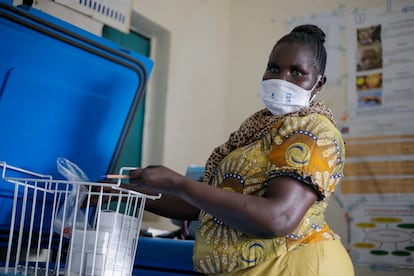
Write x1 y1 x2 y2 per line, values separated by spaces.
263 42 322 91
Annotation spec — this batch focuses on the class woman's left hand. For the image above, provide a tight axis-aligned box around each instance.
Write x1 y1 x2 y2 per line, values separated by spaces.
128 165 185 195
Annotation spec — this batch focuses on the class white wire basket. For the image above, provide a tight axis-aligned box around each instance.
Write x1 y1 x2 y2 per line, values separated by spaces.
0 162 160 276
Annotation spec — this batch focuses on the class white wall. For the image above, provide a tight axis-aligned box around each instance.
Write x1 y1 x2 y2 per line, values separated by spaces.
133 0 232 173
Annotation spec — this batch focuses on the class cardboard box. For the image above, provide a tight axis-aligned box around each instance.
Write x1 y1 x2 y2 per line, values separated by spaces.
67 211 138 274
65 249 86 275
98 211 139 231
71 229 111 254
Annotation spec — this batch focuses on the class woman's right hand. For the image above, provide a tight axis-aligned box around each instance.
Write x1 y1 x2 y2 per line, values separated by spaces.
128 165 186 196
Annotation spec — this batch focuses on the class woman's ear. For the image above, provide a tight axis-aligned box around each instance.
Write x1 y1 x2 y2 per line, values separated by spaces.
310 75 327 102
318 75 327 89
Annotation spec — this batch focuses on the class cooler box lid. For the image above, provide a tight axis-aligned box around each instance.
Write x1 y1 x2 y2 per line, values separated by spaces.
0 2 153 181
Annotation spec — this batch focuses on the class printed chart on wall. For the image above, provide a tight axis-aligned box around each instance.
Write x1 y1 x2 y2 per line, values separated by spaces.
339 3 414 269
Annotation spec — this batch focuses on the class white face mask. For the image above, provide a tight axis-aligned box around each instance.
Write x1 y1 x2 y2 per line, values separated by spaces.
257 77 321 116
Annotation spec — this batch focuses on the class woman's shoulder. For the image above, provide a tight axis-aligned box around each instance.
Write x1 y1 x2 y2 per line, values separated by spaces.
270 113 343 141
276 112 338 129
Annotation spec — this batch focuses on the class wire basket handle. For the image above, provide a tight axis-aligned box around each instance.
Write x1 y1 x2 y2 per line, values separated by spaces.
0 161 52 181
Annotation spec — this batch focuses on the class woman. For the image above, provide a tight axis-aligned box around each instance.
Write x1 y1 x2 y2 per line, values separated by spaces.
128 24 354 275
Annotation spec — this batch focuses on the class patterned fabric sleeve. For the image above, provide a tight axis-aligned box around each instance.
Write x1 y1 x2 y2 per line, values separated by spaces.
266 114 345 200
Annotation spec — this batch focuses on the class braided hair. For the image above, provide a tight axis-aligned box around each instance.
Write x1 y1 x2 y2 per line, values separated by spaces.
275 24 327 74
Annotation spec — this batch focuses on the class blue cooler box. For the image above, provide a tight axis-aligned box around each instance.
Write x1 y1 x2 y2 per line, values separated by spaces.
0 0 162 273
0 0 152 230
0 0 152 237
134 237 200 275
0 1 199 275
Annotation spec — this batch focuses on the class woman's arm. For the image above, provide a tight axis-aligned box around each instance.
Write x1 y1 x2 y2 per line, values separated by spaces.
129 166 317 238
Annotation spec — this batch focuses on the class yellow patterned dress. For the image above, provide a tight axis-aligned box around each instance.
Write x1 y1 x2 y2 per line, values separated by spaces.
192 113 353 275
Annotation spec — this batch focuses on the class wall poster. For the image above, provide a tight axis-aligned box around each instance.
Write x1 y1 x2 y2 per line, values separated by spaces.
340 3 414 269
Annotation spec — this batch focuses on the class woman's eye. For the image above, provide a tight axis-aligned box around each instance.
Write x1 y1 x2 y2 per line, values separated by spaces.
268 66 278 73
292 70 303 77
